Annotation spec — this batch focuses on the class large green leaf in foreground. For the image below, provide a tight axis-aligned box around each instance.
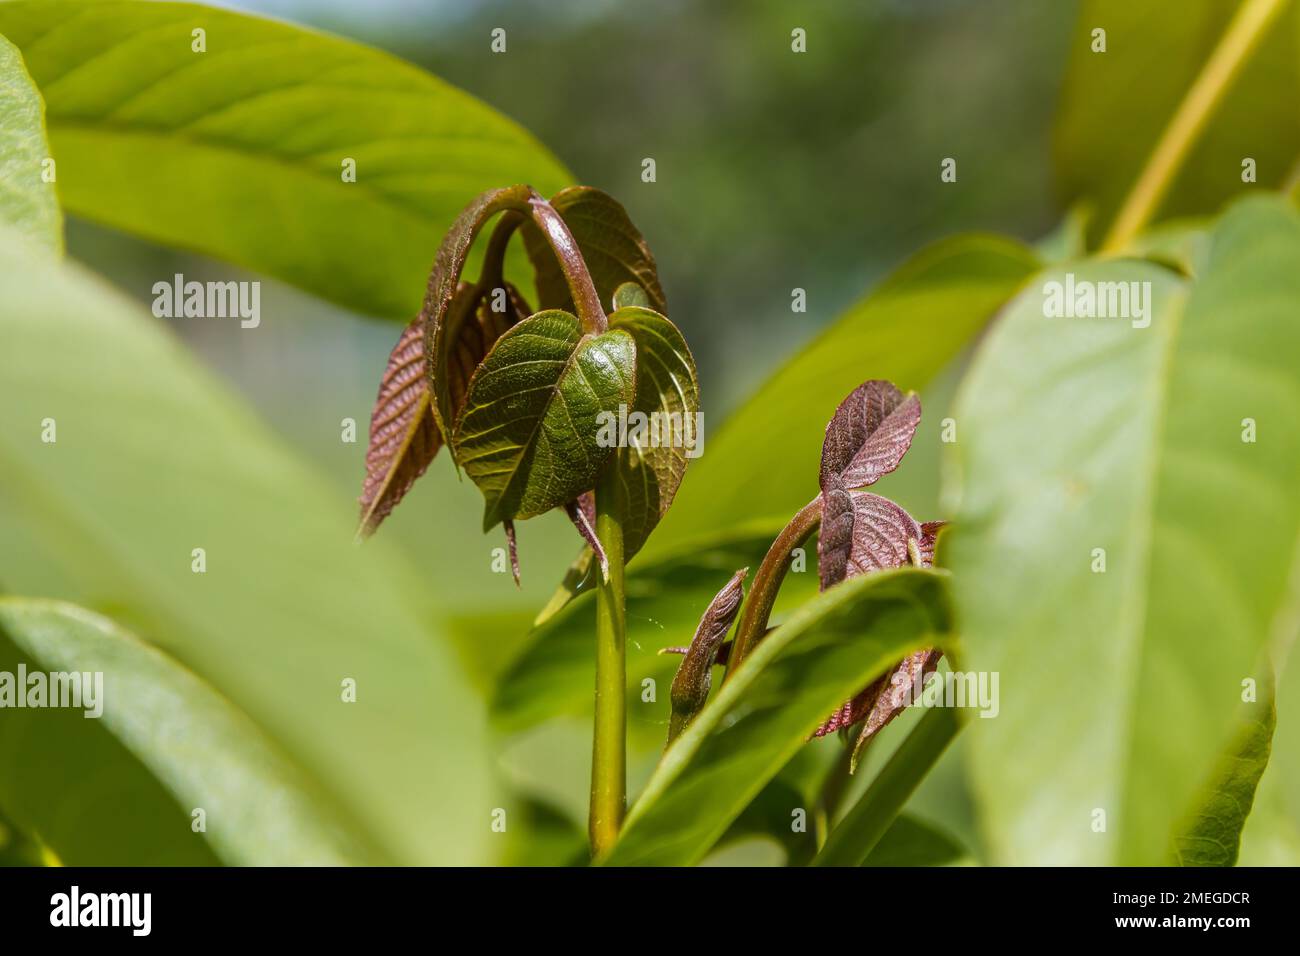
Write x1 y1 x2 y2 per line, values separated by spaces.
0 33 60 252
646 235 1038 555
0 599 375 865
601 568 952 866
0 0 569 317
945 196 1300 864
0 228 491 864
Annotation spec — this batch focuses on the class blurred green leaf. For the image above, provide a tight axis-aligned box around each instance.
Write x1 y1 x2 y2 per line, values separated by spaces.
454 310 636 529
600 568 951 866
1055 0 1300 246
0 227 492 864
1172 693 1275 866
0 0 569 318
1239 644 1300 863
492 522 819 749
813 707 961 867
945 195 1300 864
645 235 1039 557
0 598 377 865
862 813 967 867
0 33 60 253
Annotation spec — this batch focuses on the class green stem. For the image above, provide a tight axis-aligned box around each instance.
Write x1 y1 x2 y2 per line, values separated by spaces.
723 495 822 682
810 707 962 867
1100 0 1291 253
589 466 626 855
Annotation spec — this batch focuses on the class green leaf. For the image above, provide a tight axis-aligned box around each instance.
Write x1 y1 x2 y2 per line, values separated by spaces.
523 187 666 314
0 598 377 865
599 567 952 866
1055 0 1300 245
645 235 1039 556
944 195 1300 864
0 0 569 318
812 707 961 867
492 522 815 747
862 813 967 867
608 306 700 558
1172 694 1275 866
0 226 492 865
453 309 636 530
0 33 61 253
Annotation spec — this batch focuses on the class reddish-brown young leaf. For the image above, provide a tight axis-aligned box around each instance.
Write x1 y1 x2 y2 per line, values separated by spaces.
917 520 947 567
665 567 748 747
503 519 520 586
357 315 441 538
358 281 530 538
817 486 922 589
819 380 921 492
422 186 535 443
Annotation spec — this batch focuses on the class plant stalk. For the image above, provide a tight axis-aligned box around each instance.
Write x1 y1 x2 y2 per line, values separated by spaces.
1100 0 1290 252
527 195 608 334
723 495 823 682
589 465 626 855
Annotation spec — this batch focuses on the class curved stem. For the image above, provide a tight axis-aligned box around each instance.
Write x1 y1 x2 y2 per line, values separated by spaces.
589 465 626 855
1100 0 1290 253
723 495 823 682
527 195 608 334
476 210 524 293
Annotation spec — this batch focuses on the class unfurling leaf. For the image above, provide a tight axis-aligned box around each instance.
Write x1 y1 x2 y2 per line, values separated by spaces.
357 315 441 538
812 380 944 765
422 185 534 443
523 186 667 315
666 568 748 747
818 488 922 589
819 380 921 492
608 306 700 559
917 520 947 567
358 280 527 537
453 310 636 530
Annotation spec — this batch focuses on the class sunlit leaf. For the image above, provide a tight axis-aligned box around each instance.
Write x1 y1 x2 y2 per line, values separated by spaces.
945 195 1300 864
0 1 569 317
0 34 60 253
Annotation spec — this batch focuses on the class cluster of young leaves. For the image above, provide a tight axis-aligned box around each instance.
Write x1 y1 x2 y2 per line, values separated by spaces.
356 184 698 584
666 381 946 762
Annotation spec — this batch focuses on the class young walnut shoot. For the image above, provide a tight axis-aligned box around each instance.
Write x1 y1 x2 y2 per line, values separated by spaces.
666 380 944 769
356 185 698 855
